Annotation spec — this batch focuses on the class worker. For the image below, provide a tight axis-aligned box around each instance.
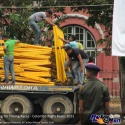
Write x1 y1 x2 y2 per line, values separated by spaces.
87 57 100 79
2 34 20 85
79 64 110 125
29 10 55 45
59 35 78 49
77 41 84 50
88 57 95 64
45 39 53 47
58 35 78 82
65 46 88 85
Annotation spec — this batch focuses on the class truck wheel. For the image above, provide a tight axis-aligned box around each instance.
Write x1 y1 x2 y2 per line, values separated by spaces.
43 95 73 124
1 94 33 122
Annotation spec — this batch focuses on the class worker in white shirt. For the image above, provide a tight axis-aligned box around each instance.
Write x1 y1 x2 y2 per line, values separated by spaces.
29 10 55 45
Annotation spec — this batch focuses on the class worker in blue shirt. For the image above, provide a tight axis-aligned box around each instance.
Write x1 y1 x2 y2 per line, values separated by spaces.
59 35 78 49
58 35 78 84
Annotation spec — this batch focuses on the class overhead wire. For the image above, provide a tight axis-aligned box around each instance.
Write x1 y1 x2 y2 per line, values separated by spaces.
0 4 114 8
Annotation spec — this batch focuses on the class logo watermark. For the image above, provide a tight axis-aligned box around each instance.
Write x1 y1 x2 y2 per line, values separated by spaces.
90 114 121 124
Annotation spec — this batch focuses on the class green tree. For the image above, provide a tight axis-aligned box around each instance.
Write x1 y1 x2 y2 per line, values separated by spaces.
0 0 113 54
0 0 45 43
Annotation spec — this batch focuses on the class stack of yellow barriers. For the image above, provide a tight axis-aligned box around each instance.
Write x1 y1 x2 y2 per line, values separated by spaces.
0 26 67 86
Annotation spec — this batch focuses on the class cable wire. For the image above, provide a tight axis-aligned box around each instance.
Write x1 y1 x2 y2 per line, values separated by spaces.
0 4 114 8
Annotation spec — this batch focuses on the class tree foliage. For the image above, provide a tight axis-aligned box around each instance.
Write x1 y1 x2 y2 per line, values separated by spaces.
0 0 114 55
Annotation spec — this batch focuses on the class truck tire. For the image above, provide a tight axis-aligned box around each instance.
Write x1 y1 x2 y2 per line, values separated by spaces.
1 94 33 122
43 95 73 124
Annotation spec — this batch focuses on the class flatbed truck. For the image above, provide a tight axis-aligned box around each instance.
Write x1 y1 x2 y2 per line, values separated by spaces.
0 85 79 124
0 26 80 124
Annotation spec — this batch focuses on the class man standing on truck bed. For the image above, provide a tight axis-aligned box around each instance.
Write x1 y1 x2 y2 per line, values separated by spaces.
59 35 78 81
29 10 55 45
3 34 20 85
79 64 110 125
65 46 88 85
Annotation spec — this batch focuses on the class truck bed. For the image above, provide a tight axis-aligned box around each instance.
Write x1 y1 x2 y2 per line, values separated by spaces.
0 84 76 93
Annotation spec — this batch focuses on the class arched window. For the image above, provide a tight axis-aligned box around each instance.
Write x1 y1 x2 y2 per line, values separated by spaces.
63 25 96 62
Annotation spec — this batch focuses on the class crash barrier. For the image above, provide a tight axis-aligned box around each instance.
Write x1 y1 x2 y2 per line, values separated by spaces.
0 26 67 85
53 26 67 83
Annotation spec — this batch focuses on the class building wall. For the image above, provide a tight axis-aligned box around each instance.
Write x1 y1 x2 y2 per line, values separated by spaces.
52 8 119 96
52 7 118 72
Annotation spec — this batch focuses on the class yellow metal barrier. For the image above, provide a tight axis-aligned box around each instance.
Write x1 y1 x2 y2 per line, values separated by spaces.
0 43 54 85
53 26 67 83
0 26 67 85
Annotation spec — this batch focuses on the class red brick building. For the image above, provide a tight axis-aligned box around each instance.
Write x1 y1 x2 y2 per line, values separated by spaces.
2 6 119 97
52 8 118 72
52 7 119 97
